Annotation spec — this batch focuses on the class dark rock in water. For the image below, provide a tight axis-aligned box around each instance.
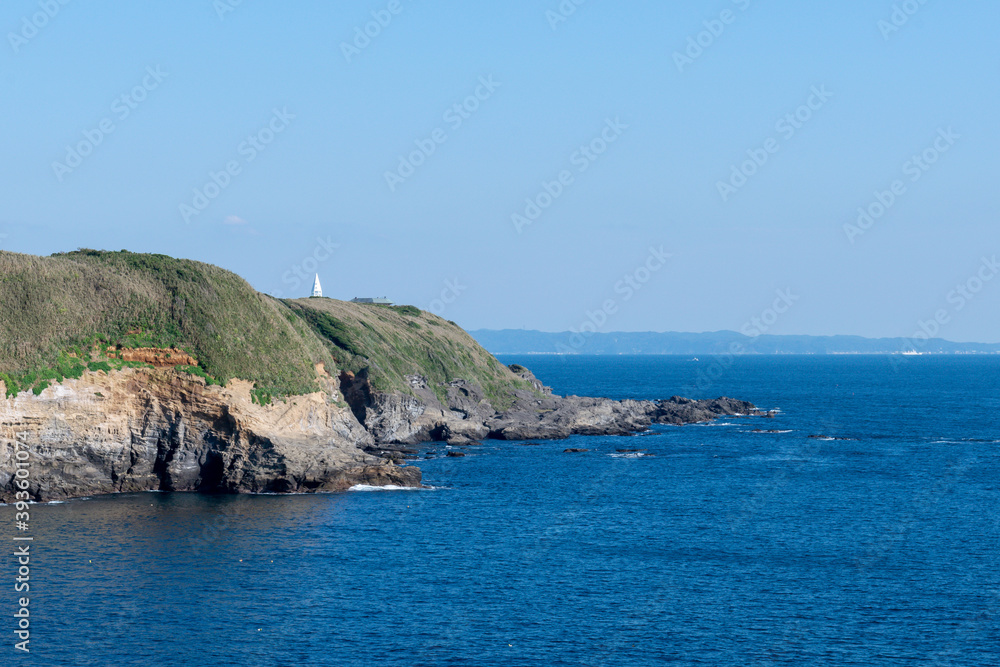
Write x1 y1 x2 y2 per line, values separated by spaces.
447 437 483 447
564 448 589 453
446 451 466 458
616 448 646 453
753 429 786 434
808 435 853 440
518 442 543 446
339 365 760 447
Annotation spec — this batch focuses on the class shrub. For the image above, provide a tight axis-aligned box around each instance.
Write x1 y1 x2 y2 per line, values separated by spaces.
251 387 273 406
175 365 222 387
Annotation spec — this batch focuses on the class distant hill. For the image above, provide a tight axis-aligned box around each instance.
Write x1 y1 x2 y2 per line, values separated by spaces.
470 329 1000 356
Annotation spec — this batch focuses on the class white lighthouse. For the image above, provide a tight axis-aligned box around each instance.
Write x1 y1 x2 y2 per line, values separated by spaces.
312 274 323 298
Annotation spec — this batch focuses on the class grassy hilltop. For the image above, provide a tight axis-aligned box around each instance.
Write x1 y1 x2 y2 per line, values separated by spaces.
0 250 525 405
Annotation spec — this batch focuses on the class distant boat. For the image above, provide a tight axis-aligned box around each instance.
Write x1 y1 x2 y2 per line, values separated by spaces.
690 357 699 362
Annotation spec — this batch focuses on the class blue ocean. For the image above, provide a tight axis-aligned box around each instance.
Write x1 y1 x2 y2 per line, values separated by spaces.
10 356 1000 666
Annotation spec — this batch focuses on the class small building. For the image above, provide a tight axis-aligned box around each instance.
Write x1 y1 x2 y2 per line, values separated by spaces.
351 297 393 305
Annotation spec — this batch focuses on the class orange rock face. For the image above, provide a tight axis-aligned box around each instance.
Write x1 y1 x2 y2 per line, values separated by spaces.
115 348 198 367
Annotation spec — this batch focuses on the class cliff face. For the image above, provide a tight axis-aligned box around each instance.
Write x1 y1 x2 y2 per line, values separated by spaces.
340 367 759 447
0 363 757 503
0 368 419 503
0 249 760 503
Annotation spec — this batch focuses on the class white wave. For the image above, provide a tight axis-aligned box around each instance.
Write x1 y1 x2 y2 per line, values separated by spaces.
348 484 427 492
609 452 652 459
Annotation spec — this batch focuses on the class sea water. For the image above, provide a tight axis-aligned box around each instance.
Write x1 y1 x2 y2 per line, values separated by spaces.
6 355 1000 666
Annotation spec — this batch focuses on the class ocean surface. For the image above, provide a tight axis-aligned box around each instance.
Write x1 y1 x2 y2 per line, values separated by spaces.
6 355 1000 666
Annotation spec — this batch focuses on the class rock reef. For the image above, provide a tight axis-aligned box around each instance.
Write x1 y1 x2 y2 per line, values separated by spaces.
1 365 757 503
341 366 758 451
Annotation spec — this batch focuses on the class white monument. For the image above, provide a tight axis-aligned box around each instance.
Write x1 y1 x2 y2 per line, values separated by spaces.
312 274 323 298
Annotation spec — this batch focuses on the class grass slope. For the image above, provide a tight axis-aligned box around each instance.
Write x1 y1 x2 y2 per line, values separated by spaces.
286 297 528 408
0 250 527 406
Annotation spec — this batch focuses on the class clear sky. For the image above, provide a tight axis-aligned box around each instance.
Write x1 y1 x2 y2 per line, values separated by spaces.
2 1 998 342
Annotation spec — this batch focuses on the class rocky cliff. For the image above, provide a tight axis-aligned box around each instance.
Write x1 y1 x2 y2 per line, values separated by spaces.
340 365 759 451
1 363 757 502
0 249 759 502
0 367 418 503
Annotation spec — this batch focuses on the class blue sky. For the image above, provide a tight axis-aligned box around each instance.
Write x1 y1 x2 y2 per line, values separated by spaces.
2 1 998 341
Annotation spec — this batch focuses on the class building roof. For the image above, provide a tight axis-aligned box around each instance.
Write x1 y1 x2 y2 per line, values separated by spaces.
351 297 393 305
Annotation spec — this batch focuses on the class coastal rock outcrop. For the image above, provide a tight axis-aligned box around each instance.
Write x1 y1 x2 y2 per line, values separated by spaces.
0 250 758 503
0 368 419 503
1 364 757 503
341 367 759 445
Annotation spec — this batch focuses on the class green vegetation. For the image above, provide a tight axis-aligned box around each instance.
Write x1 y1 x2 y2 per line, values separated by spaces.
285 297 531 409
251 387 273 406
0 250 331 398
0 249 530 408
87 361 112 373
1 350 159 398
2 350 88 398
174 365 223 387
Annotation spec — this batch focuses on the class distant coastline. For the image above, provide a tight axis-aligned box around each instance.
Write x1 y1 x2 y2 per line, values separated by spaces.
473 330 1000 356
